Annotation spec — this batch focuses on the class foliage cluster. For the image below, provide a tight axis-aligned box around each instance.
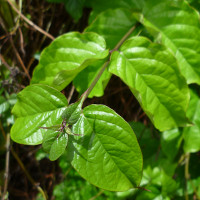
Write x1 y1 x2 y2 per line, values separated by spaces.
1 0 200 199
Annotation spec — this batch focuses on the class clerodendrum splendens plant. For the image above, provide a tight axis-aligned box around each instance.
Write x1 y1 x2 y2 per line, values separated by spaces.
10 0 200 192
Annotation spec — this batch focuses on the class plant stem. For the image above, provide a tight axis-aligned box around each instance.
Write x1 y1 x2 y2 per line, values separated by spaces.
113 23 138 51
185 153 190 200
81 61 109 102
81 24 138 102
2 134 10 200
11 148 47 200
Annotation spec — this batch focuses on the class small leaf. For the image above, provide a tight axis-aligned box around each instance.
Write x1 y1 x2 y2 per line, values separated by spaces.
42 129 58 153
109 36 190 131
67 104 143 191
31 32 109 91
11 84 68 145
49 133 68 161
62 99 83 125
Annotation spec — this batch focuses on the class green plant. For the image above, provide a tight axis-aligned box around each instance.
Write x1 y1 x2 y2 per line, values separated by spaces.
10 0 200 198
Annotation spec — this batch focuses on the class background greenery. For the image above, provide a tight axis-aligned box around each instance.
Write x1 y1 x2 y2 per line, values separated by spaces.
1 0 200 199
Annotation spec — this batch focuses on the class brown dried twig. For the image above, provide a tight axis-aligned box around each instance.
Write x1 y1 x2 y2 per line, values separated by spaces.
6 0 55 40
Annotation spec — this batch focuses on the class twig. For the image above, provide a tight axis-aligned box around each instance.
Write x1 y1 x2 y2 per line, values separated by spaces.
9 36 31 80
81 61 109 102
89 190 104 200
6 0 55 40
2 134 10 200
0 121 47 199
185 153 190 200
11 148 47 200
0 120 6 140
0 54 12 70
67 85 75 103
112 23 139 51
81 24 138 102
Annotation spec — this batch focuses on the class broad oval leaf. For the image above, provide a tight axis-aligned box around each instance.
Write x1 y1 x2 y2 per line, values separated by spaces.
11 84 68 145
67 104 143 191
139 0 200 84
183 89 200 153
31 32 109 91
109 36 189 131
49 133 68 161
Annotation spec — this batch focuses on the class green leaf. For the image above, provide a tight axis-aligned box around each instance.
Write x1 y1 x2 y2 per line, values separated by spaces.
11 84 68 145
139 0 200 84
85 8 137 49
109 36 189 131
161 128 182 161
73 59 111 98
49 133 68 161
183 88 200 153
31 32 109 91
67 104 143 191
62 100 83 125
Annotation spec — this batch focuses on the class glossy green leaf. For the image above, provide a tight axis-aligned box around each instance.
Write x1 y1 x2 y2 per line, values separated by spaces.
73 59 111 98
11 84 68 145
49 133 68 161
67 104 143 191
161 128 182 161
85 8 137 49
183 89 200 153
31 32 109 91
139 0 200 84
109 36 189 131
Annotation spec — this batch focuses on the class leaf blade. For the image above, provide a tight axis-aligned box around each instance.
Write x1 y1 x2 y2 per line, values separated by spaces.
139 0 200 84
109 36 189 131
11 84 68 145
31 32 109 91
67 104 143 191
